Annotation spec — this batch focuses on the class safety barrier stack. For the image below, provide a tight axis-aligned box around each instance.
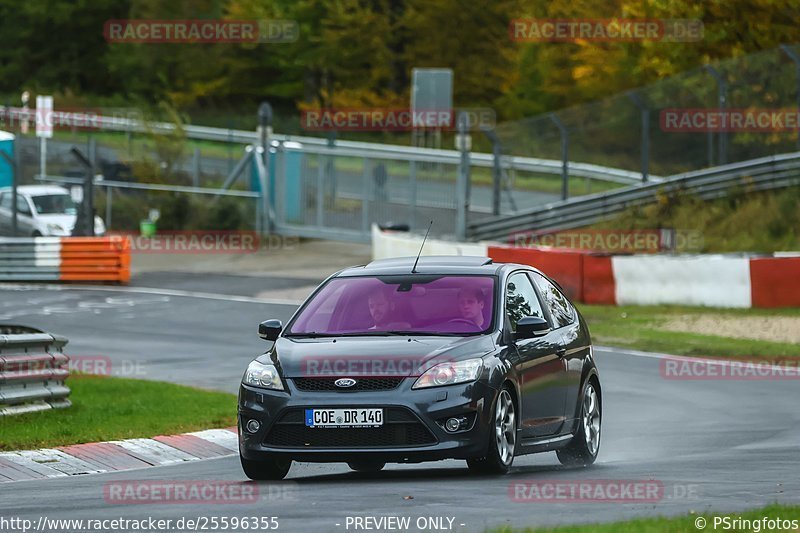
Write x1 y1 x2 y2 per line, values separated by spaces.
0 236 130 283
0 325 71 416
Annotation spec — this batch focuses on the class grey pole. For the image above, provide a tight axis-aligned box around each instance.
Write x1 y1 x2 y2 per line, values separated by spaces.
0 150 17 235
704 65 728 165
780 44 800 149
549 113 569 200
258 102 272 165
455 111 471 241
105 186 112 231
70 147 95 237
87 142 95 236
257 102 273 234
626 91 650 183
192 147 200 187
409 160 417 231
362 158 371 234
481 126 503 215
88 137 97 171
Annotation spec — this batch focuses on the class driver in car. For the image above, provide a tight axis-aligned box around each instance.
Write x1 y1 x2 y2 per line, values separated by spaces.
457 287 486 329
367 289 411 330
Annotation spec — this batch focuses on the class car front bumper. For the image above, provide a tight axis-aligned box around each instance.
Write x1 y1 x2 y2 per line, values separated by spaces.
238 378 497 463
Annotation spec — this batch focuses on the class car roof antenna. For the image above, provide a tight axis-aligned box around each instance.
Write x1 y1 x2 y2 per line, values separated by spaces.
411 220 433 274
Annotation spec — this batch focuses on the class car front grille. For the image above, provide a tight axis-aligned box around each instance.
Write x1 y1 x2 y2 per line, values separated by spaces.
292 377 405 392
263 407 437 448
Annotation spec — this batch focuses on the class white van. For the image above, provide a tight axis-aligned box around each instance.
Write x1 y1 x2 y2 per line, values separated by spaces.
0 185 105 236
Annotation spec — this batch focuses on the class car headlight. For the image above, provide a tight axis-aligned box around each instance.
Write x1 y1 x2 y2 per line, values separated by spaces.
47 223 64 233
242 361 284 391
412 358 483 389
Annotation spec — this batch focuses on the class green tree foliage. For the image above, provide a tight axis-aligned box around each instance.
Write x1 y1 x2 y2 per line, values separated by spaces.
514 0 800 109
0 0 798 120
0 0 131 95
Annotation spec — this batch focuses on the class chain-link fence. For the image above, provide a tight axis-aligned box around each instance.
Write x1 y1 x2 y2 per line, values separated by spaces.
495 46 800 181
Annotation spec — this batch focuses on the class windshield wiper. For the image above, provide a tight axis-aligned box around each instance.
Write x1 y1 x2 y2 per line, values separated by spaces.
384 330 459 336
287 331 472 338
285 332 327 338
331 331 410 336
336 331 465 337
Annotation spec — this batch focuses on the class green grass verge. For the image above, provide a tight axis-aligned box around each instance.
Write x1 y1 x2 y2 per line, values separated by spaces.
577 304 800 358
488 503 800 532
0 374 236 451
591 185 800 253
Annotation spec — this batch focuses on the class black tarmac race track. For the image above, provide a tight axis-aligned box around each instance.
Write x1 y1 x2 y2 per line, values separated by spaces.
0 278 798 532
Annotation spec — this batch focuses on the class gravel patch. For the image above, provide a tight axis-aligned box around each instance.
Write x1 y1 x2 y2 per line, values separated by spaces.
660 315 800 344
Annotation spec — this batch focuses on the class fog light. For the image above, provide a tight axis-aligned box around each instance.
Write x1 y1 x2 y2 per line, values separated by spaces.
445 418 461 432
245 419 261 433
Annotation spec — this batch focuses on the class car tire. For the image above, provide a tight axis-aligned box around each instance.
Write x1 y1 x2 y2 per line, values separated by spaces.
347 461 386 472
557 377 601 467
240 456 292 480
467 386 516 475
32 231 42 237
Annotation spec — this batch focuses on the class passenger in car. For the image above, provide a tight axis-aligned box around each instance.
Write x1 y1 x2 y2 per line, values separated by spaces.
457 287 486 329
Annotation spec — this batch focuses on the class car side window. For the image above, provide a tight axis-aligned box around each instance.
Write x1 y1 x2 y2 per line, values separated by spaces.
0 193 9 210
505 272 545 332
16 195 31 215
531 273 575 328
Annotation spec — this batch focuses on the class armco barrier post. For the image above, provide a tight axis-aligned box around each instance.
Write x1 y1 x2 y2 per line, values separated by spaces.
0 325 71 416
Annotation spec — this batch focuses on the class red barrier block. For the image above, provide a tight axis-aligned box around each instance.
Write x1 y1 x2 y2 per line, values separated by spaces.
488 246 585 301
582 255 616 305
750 257 800 308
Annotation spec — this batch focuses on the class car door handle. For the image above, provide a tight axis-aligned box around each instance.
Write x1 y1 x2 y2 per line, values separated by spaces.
556 347 566 358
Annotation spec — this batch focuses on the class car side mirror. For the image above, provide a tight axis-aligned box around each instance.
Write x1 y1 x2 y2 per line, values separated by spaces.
258 319 283 341
515 316 550 340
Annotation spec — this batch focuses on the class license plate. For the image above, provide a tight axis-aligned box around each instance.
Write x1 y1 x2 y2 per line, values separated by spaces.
304 408 383 428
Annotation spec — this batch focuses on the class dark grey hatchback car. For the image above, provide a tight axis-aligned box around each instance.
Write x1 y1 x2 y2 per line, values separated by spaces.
238 256 601 480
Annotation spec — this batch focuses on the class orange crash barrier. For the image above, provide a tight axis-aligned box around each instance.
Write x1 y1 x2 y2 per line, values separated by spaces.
59 236 131 283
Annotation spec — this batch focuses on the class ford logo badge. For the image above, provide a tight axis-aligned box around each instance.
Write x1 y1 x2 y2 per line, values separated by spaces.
334 378 357 388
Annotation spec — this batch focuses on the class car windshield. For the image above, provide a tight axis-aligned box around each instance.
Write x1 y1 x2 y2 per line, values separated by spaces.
288 275 495 336
30 194 77 215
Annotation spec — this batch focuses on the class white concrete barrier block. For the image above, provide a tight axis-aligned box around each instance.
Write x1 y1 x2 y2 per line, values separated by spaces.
612 255 752 308
371 224 488 260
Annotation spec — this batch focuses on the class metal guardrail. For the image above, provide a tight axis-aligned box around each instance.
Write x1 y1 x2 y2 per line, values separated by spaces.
36 175 261 198
0 325 71 416
0 236 131 283
468 151 800 241
294 142 655 185
4 107 651 185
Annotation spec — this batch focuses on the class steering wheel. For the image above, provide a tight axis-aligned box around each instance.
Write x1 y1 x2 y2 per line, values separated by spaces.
447 318 479 326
